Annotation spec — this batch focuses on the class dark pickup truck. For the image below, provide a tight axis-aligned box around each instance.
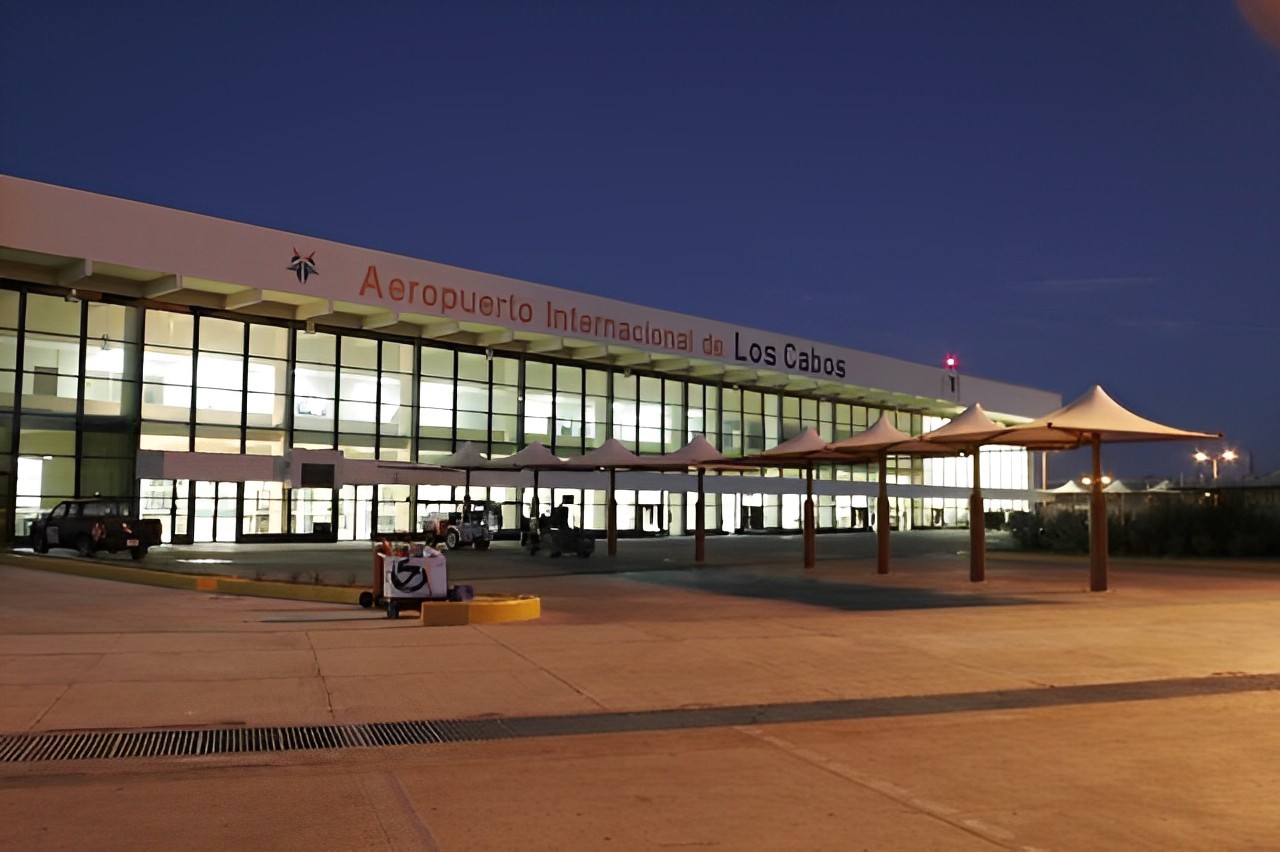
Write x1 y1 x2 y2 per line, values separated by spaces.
31 499 163 560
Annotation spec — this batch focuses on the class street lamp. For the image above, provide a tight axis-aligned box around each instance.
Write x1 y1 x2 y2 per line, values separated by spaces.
1193 449 1238 480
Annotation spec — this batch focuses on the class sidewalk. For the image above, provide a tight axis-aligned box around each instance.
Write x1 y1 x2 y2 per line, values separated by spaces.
3 537 1280 849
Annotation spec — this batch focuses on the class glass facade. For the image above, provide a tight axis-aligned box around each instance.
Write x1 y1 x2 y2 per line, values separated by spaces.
0 281 1033 545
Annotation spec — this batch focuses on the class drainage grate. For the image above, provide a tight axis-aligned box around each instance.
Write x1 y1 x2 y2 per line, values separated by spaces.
4 672 1278 764
0 718 514 763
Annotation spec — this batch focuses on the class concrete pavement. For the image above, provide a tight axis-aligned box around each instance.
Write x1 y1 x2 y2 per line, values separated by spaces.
3 534 1280 849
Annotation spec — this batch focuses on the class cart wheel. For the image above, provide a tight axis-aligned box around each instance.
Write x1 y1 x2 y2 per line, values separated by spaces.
445 529 460 550
387 602 400 619
358 591 373 608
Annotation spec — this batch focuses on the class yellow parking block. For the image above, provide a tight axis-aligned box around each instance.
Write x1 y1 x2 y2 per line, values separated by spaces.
419 594 541 626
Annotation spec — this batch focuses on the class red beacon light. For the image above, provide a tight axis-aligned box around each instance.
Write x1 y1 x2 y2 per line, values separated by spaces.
943 354 959 372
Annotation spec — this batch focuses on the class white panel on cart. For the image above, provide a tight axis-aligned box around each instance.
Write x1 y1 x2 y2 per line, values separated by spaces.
382 551 448 600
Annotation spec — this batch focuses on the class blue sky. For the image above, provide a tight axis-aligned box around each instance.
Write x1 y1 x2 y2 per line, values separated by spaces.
2 0 1277 482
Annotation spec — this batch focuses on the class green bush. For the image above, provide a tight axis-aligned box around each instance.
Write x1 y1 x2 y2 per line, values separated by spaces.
1007 509 1088 553
1007 511 1042 549
1010 497 1280 558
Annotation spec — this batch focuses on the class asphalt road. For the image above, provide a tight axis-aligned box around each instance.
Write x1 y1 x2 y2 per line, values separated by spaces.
20 528 1004 586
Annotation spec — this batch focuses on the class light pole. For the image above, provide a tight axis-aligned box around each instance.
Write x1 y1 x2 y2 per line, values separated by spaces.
1081 474 1112 514
1193 449 1238 480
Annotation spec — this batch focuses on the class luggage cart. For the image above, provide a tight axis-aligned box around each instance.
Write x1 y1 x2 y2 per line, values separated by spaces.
359 542 447 618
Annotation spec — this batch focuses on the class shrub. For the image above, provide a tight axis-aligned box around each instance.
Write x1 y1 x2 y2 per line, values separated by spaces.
1011 497 1280 558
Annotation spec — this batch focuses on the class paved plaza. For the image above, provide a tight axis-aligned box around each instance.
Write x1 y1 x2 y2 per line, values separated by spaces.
2 532 1280 850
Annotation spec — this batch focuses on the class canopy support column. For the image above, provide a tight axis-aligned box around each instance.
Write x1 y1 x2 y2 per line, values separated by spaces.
876 453 890 574
695 468 706 563
969 449 985 582
803 465 815 569
1089 435 1108 592
607 468 618 557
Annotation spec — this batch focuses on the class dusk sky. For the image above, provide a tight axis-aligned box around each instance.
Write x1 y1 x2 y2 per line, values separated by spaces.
2 0 1277 482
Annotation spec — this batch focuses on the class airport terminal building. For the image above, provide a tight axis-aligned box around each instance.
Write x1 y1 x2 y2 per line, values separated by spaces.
0 175 1060 546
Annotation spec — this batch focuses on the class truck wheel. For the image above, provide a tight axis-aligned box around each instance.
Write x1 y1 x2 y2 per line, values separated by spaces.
130 546 149 560
387 602 400 619
75 535 94 558
445 530 460 550
475 539 490 550
33 533 49 554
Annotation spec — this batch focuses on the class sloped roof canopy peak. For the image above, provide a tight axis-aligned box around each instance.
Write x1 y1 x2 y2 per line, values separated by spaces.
658 435 726 465
731 426 854 468
439 441 489 469
487 441 565 470
638 435 732 469
1025 385 1222 443
828 414 956 459
828 414 911 452
761 427 831 458
563 438 643 469
921 403 1009 446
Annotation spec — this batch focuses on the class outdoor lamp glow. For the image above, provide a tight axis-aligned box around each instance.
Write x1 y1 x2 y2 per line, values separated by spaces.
1194 449 1238 480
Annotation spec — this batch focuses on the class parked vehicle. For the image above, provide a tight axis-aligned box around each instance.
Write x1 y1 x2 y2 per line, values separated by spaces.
30 499 163 560
423 502 500 550
524 505 594 558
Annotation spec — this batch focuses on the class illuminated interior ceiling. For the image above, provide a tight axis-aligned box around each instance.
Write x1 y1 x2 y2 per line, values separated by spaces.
0 246 977 420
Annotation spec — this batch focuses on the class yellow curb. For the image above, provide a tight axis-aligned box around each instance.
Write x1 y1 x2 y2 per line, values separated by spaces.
5 553 363 605
6 554 199 590
211 576 363 605
419 594 541 626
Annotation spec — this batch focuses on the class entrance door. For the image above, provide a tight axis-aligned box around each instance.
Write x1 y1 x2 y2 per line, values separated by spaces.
193 480 238 542
338 484 375 541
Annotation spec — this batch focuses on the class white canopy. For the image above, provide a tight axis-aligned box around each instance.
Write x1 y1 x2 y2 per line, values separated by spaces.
439 441 490 470
998 385 1221 447
562 438 643 469
486 441 566 470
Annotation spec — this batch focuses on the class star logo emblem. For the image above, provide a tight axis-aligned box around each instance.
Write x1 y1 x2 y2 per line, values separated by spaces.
287 248 318 284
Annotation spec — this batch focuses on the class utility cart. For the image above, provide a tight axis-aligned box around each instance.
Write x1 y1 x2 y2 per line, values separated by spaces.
359 541 447 618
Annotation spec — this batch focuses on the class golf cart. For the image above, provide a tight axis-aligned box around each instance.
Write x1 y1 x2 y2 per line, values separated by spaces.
423 501 500 550
524 504 595 558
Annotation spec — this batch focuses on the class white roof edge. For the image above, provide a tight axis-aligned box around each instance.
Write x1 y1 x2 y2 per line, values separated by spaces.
0 174 1061 417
